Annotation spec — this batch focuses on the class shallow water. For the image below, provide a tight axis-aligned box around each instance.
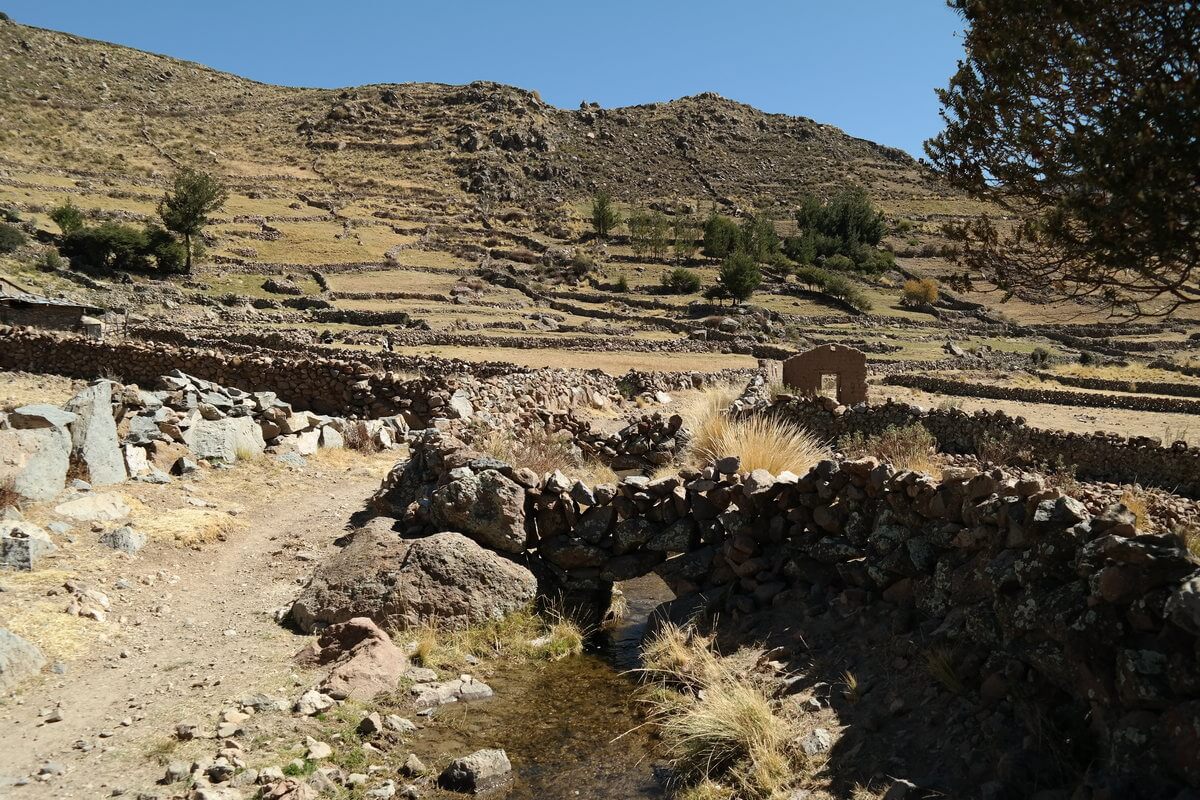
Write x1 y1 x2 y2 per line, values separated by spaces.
417 575 675 799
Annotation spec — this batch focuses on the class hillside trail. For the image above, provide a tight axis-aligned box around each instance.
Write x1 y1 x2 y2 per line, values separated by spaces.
0 454 397 799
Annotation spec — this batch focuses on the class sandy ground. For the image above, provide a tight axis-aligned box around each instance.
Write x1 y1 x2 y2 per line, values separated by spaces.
0 448 400 797
873 384 1199 446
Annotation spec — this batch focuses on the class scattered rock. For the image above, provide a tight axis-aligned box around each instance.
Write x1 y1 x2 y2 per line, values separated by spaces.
438 748 512 793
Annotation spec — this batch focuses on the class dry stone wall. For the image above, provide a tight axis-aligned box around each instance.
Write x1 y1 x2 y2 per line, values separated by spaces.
373 428 1200 796
885 373 1200 415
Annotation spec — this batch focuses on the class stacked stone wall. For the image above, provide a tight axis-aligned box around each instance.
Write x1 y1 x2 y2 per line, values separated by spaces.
885 373 1200 415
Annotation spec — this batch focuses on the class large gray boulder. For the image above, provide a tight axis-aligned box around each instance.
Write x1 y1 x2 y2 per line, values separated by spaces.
0 628 45 691
63 381 126 486
439 749 512 793
290 528 537 633
0 521 57 571
183 416 265 463
0 427 71 502
9 404 77 430
429 469 528 554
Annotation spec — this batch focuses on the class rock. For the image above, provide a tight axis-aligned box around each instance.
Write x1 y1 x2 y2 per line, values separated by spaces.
295 618 409 701
438 748 512 793
9 404 77 430
800 728 833 756
292 689 335 716
162 762 190 784
0 628 46 691
429 470 528 553
0 521 56 571
386 715 417 733
304 737 332 760
446 391 474 419
0 426 71 502
123 444 150 477
356 712 383 736
63 381 126 486
400 753 428 777
183 416 265 463
290 529 536 633
53 493 131 523
259 778 315 799
99 526 146 555
319 426 344 450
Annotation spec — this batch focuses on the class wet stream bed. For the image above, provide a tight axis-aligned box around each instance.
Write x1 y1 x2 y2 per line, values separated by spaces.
416 576 674 799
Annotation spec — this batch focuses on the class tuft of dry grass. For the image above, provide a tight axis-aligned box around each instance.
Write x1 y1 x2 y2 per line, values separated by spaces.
342 421 381 454
403 606 585 671
840 423 942 478
1118 488 1150 532
0 479 20 511
681 385 829 476
472 424 617 485
1173 521 1200 562
638 622 803 800
137 508 246 548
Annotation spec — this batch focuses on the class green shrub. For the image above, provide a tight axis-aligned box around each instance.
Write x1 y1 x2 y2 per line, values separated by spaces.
716 252 761 304
793 265 830 290
661 267 702 294
824 253 855 272
739 214 779 262
613 274 629 293
49 200 85 234
144 224 188 273
824 274 872 311
854 246 895 273
1 207 19 223
1030 346 1053 366
591 190 621 238
36 249 64 271
0 222 25 254
702 214 741 259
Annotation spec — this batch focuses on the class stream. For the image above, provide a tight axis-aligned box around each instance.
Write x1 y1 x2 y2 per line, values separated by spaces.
417 575 675 798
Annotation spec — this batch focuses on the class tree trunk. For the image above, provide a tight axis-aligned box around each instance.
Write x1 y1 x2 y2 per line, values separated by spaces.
184 232 192 272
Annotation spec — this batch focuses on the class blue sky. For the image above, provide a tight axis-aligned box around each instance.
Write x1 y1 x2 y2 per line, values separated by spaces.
4 1 965 158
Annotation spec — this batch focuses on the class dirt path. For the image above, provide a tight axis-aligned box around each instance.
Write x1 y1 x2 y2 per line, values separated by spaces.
0 452 397 798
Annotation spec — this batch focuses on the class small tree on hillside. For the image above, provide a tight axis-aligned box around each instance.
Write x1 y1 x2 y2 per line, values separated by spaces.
702 214 741 258
717 252 761 305
901 277 940 306
647 211 669 260
740 214 779 262
672 215 698 263
627 210 651 257
661 267 702 294
590 190 621 238
50 200 85 235
157 167 228 271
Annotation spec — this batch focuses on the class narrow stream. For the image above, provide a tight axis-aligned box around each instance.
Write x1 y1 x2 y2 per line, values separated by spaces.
417 575 675 798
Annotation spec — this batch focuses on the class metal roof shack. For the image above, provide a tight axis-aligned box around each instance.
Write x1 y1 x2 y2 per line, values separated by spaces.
0 282 109 339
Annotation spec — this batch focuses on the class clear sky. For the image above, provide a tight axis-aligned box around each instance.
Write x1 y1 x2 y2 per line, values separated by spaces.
2 1 965 158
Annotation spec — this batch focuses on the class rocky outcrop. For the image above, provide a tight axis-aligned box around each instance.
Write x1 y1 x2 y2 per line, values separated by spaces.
63 380 125 485
429 470 528 553
289 528 537 633
0 628 45 691
0 521 57 571
438 749 512 793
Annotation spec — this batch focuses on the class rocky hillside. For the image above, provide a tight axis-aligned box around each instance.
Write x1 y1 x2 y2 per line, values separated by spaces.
0 17 961 214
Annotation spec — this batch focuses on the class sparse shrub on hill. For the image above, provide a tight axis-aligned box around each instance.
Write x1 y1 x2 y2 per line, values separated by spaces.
590 190 621 238
715 253 761 304
673 215 699 262
822 273 872 311
36 249 64 271
629 209 670 259
792 265 830 291
49 199 85 234
612 274 630 293
1 207 19 223
661 267 702 294
1030 346 1052 366
59 222 186 274
739 214 779 263
703 214 742 259
0 222 24 254
901 277 939 306
787 188 893 272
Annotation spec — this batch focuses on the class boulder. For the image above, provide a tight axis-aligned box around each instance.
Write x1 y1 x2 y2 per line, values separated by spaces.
63 381 125 486
0 521 57 571
0 628 46 691
99 525 147 555
429 470 528 553
9 404 77 430
319 426 344 449
184 416 265 463
289 529 537 633
53 493 131 523
439 749 512 793
123 444 150 477
294 617 409 700
0 426 71 502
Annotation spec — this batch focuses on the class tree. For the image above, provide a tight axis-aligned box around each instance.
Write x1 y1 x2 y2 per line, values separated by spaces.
660 267 701 294
627 210 651 257
157 167 228 271
716 252 761 304
672 215 698 262
590 190 621 238
702 214 741 258
49 200 85 235
926 0 1200 313
646 211 670 260
740 214 779 262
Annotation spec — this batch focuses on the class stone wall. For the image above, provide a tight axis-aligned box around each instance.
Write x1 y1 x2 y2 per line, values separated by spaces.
1032 370 1200 399
375 428 1200 796
885 373 1200 415
768 395 1200 497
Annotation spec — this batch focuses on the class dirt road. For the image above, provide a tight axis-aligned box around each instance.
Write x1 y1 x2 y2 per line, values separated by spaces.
0 451 398 798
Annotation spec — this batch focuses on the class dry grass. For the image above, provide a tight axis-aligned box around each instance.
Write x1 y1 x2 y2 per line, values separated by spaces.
1174 521 1200 562
472 424 617 486
0 569 107 661
389 345 758 375
681 386 829 475
341 421 381 454
1118 488 1151 532
403 606 585 672
639 622 806 800
137 508 246 549
840 423 943 478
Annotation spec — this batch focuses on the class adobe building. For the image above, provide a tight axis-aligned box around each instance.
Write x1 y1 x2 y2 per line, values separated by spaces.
782 344 868 406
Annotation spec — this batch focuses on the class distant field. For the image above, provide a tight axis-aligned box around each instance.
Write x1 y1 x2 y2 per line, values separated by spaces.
390 345 757 375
